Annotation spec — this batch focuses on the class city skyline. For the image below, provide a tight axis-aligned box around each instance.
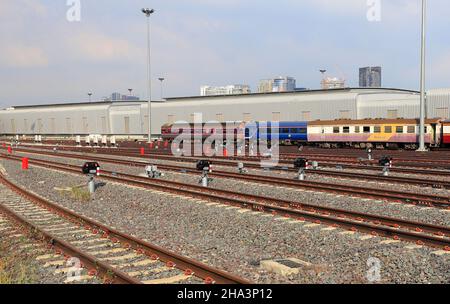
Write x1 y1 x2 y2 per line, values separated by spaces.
1 0 450 107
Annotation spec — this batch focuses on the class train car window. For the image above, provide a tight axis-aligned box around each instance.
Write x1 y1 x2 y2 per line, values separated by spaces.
363 126 371 133
396 126 404 133
374 126 381 133
333 127 340 134
407 126 415 133
424 126 428 133
300 128 307 134
282 128 290 133
343 127 350 133
354 126 360 133
385 126 392 133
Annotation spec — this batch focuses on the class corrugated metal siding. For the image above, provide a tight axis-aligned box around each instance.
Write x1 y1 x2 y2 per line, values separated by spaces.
427 89 450 119
357 92 421 119
1 89 449 136
148 91 359 133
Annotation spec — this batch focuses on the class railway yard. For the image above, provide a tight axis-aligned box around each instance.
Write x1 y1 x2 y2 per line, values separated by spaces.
0 141 449 285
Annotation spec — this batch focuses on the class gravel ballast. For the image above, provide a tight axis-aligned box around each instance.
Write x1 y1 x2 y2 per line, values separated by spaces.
13 151 450 227
1 158 448 284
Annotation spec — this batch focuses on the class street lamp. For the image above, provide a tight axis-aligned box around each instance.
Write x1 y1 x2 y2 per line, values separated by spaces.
417 0 427 152
142 8 155 142
158 77 165 100
88 92 93 102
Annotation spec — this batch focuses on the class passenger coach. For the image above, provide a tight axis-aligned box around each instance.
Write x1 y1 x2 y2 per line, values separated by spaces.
443 120 450 146
307 119 442 149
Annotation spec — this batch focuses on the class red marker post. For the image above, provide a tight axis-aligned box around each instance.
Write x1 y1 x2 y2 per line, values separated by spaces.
149 142 154 150
7 146 12 154
22 158 29 170
164 140 169 149
140 147 145 156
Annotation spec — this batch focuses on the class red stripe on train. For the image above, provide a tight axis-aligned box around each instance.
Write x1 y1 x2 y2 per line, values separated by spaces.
443 134 450 144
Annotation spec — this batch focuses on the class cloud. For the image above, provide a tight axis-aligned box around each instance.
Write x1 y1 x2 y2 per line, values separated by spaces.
65 31 144 62
0 45 48 68
0 0 47 18
430 52 450 83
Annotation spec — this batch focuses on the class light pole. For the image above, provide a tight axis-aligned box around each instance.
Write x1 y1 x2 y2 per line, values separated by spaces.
417 0 427 152
320 70 326 89
88 92 93 102
158 77 165 100
142 8 155 142
128 88 133 97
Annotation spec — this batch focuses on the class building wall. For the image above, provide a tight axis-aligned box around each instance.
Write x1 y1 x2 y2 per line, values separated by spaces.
151 90 358 129
1 88 449 137
357 92 420 119
427 89 450 119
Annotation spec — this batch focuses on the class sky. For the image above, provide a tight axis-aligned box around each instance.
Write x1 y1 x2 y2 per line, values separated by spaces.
1 0 450 107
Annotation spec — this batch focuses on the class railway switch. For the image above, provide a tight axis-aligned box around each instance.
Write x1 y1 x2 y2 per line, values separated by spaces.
237 162 247 174
294 158 308 181
379 156 393 176
197 160 213 187
110 136 117 147
101 135 107 147
145 165 163 179
367 148 373 160
82 162 101 194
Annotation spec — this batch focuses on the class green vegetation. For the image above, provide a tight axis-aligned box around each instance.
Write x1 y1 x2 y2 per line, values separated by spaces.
56 185 91 202
0 237 38 284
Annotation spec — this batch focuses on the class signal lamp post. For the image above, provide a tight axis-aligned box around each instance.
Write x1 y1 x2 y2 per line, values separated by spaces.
142 8 155 143
417 0 427 152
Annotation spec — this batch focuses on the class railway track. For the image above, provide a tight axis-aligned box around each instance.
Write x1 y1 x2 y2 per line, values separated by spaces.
0 172 250 285
2 154 449 250
4 145 450 188
8 149 450 208
4 143 450 174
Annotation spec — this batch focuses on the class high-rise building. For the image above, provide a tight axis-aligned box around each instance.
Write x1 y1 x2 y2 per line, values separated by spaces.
200 85 251 96
258 76 296 93
111 92 122 101
258 79 274 93
272 76 296 92
359 66 382 87
321 77 346 90
123 95 139 101
110 92 140 101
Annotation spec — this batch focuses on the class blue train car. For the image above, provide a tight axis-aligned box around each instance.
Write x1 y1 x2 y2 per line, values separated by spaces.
245 121 308 144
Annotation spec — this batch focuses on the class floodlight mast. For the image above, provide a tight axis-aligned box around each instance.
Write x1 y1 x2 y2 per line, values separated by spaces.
417 0 427 152
158 77 165 101
142 8 155 142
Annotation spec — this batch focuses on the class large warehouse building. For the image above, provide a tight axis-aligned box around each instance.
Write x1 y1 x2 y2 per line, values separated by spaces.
0 87 449 138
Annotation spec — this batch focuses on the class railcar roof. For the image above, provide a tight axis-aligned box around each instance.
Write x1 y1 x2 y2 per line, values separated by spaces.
308 118 442 126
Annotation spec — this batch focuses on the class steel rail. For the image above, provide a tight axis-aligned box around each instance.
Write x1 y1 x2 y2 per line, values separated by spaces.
11 146 450 189
0 176 141 284
8 149 450 207
3 154 449 250
5 144 450 176
0 169 250 284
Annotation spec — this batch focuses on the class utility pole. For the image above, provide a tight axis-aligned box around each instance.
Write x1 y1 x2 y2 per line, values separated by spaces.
158 77 165 100
142 8 155 142
417 0 427 152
